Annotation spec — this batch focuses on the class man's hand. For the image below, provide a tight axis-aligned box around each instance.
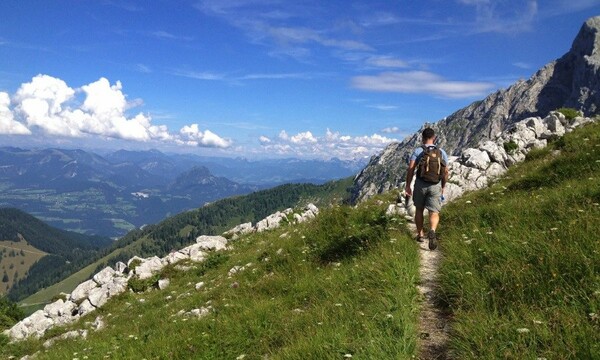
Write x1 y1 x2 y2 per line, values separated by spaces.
404 184 412 197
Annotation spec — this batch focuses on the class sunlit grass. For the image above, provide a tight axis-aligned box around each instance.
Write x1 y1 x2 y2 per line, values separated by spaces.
2 198 421 359
439 122 600 358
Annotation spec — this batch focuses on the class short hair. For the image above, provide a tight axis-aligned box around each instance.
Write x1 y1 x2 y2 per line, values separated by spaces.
422 128 435 141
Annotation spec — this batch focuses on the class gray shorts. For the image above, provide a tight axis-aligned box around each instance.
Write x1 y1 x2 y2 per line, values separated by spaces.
413 178 442 213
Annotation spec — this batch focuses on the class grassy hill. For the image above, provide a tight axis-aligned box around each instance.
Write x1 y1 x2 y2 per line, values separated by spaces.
3 121 599 358
438 121 600 358
0 240 47 293
17 178 354 313
2 194 421 359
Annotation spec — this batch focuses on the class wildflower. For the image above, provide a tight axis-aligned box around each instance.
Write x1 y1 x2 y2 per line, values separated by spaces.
516 328 530 333
465 272 472 275
236 355 246 360
335 303 343 307
550 228 558 231
486 231 493 235
386 314 394 319
344 354 353 358
466 200 472 204
533 320 543 325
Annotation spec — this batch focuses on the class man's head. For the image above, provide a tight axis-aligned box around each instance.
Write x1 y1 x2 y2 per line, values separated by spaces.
422 128 435 144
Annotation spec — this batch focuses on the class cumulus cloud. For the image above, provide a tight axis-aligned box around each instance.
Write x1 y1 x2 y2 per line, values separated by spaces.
0 92 31 135
351 71 495 98
3 74 230 148
290 131 317 144
259 128 397 159
179 124 232 148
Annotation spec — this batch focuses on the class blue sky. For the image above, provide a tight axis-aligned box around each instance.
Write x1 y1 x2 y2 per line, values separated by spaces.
0 0 599 159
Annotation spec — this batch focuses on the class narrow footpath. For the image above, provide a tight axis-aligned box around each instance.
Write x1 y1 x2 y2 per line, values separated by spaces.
408 223 450 359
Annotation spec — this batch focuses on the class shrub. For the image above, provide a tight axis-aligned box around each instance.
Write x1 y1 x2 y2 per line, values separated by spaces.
0 296 24 330
556 107 580 120
503 140 518 155
128 274 160 293
195 253 229 277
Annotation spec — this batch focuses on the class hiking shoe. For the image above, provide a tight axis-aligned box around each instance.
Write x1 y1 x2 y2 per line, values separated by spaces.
428 229 438 250
415 234 424 243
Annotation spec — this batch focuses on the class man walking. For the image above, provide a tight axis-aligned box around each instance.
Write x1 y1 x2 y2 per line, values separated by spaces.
404 128 449 250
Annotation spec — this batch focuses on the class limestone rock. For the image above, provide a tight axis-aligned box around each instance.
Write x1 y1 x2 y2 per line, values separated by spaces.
87 287 109 308
223 222 254 239
134 256 164 280
78 299 96 316
461 148 491 170
158 278 170 290
70 279 98 303
93 266 117 286
115 261 127 274
196 235 228 251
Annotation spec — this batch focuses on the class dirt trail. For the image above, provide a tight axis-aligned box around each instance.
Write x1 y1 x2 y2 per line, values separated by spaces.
408 223 450 360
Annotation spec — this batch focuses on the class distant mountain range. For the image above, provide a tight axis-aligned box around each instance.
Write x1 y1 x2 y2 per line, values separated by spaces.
0 147 364 237
352 16 600 202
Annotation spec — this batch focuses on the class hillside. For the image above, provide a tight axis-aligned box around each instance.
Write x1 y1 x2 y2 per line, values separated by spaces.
0 208 111 297
352 16 600 202
2 121 598 359
15 178 353 310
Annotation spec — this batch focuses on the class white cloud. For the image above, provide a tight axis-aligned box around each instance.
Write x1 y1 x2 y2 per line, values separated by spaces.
0 92 31 135
179 124 231 148
367 104 398 111
259 135 271 143
290 131 317 144
366 56 409 68
5 74 230 148
382 126 400 134
259 128 397 159
351 71 495 98
458 0 538 34
512 62 532 69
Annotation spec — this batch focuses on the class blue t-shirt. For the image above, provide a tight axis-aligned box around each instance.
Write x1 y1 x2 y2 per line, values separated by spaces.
409 145 448 165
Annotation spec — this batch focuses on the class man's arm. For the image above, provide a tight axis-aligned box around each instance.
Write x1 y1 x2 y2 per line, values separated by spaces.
441 166 448 194
405 160 416 197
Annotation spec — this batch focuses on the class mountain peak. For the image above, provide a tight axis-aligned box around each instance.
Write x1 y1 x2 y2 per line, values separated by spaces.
570 16 600 60
351 16 600 203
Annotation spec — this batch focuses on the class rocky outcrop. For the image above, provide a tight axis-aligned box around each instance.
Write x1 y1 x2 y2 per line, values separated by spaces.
223 203 319 239
5 203 320 342
353 16 600 203
386 112 596 218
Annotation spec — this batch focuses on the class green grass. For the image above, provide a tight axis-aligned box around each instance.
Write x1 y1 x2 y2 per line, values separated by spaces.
438 121 600 359
2 198 421 359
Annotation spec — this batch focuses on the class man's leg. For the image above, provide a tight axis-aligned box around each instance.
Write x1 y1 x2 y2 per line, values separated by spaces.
415 206 425 237
429 211 439 231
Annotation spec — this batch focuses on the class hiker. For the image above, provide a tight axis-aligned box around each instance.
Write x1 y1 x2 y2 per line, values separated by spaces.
404 128 448 250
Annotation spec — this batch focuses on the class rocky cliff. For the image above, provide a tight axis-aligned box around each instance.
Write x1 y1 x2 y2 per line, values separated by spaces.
352 16 600 203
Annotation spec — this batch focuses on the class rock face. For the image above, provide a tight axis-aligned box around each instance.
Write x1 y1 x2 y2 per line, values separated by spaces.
352 16 600 203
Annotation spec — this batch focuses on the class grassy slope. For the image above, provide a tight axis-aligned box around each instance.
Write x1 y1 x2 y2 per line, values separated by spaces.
3 198 421 359
19 178 354 312
439 121 600 358
0 241 47 294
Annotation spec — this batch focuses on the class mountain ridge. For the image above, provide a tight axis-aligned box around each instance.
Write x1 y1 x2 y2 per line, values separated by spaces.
352 15 600 202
